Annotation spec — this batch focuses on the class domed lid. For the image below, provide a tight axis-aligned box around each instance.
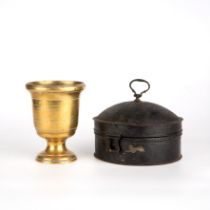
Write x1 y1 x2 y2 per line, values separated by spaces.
95 101 181 126
94 79 183 138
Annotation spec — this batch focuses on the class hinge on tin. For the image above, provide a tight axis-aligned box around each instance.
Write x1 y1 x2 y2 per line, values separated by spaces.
125 145 145 153
105 136 123 153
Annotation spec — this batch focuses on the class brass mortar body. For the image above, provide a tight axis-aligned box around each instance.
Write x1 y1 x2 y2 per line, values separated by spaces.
26 81 85 164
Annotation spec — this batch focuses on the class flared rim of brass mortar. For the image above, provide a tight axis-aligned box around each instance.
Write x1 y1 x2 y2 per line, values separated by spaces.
26 80 85 92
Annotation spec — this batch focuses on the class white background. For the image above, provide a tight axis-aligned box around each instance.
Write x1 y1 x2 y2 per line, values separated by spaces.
0 0 210 209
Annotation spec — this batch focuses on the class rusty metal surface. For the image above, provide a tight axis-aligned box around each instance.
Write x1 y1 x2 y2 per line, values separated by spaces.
93 79 183 165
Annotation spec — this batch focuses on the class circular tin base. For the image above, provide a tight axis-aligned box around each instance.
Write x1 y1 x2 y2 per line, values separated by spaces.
94 153 182 166
94 134 182 165
36 150 77 164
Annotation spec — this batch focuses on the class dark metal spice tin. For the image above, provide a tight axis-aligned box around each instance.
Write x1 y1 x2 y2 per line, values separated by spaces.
93 79 183 165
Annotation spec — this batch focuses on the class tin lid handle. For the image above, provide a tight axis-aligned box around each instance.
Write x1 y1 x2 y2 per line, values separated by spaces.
129 79 150 100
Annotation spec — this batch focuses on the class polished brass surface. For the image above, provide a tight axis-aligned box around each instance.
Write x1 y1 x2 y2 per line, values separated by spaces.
26 80 85 164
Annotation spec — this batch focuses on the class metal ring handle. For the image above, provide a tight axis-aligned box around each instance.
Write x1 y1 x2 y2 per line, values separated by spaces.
129 79 150 100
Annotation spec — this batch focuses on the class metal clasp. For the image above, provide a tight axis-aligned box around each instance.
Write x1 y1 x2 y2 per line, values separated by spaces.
105 136 123 153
